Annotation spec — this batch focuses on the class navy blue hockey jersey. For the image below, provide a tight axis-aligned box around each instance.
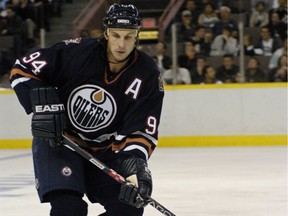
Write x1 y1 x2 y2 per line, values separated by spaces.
10 38 164 160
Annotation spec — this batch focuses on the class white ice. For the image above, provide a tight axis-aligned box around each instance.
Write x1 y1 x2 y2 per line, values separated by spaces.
0 147 287 216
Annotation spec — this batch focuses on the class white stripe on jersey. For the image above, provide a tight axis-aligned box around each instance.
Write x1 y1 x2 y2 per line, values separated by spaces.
14 59 27 69
115 134 126 141
132 131 158 145
123 144 149 161
11 77 31 88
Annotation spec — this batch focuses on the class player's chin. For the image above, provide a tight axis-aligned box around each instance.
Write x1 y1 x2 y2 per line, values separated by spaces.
115 54 128 62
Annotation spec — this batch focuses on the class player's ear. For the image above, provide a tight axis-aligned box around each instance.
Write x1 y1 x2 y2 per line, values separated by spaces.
134 37 138 47
104 30 108 40
134 30 140 47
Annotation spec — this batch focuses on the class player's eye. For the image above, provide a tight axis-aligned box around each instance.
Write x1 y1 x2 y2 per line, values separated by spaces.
124 35 133 41
112 34 120 39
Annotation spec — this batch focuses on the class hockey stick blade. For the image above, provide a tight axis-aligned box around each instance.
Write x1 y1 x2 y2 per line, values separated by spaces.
62 135 176 216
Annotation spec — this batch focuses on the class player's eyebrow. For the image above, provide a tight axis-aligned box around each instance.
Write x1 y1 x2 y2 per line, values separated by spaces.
108 29 137 37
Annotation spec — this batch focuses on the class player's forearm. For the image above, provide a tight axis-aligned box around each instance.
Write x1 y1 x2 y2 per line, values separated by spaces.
10 75 43 114
112 136 155 161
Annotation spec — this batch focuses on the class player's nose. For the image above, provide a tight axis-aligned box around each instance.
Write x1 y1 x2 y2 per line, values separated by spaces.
118 38 125 49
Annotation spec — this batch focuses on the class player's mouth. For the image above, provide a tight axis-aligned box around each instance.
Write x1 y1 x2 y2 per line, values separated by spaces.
115 50 126 54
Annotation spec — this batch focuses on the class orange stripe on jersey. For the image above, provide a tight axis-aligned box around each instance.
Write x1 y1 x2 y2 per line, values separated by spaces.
10 68 41 81
112 137 154 157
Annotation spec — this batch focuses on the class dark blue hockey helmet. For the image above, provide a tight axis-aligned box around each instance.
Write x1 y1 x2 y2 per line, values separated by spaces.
103 4 141 29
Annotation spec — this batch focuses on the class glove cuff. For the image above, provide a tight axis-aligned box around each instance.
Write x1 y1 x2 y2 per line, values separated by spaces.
119 144 149 161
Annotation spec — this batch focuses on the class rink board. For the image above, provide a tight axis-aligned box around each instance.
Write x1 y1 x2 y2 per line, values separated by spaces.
0 83 287 148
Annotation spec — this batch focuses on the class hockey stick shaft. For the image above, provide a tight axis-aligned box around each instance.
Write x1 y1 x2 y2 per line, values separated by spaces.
62 135 176 216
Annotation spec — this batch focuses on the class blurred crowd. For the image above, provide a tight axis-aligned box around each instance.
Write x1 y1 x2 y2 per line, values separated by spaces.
0 0 287 86
0 0 73 83
156 0 287 84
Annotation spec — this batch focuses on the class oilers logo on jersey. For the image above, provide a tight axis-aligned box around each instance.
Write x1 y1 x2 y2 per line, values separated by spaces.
67 84 117 132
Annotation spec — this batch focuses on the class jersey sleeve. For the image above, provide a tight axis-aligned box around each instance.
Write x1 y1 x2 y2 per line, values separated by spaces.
112 72 165 160
10 38 83 114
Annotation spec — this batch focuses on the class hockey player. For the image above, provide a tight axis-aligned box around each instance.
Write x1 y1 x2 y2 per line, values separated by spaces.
9 3 164 216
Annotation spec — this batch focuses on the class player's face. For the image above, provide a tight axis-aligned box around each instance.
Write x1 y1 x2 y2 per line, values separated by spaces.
106 28 137 62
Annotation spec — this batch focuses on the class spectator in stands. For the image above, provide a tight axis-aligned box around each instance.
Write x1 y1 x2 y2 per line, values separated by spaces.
231 71 243 83
0 6 24 36
202 28 213 56
268 11 287 41
176 10 196 42
178 41 197 73
249 26 282 56
245 57 267 82
210 26 238 56
269 37 287 69
197 3 219 28
269 0 287 23
220 0 246 13
268 54 287 82
249 1 269 27
183 0 199 25
0 6 25 57
197 0 212 14
33 0 51 32
213 6 238 38
153 41 172 71
216 54 239 83
11 0 37 46
190 25 206 55
163 55 191 84
243 33 255 56
201 65 223 84
250 0 275 11
190 55 206 84
0 0 10 9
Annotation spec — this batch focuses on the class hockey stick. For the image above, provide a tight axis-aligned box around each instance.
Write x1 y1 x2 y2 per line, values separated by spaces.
62 135 176 216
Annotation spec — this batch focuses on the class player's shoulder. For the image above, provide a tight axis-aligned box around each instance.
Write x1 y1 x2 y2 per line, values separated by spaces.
135 50 160 77
137 50 155 64
50 37 101 51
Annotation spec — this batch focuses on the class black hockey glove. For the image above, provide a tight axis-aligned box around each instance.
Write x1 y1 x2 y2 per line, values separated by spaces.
118 156 152 208
30 87 66 147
